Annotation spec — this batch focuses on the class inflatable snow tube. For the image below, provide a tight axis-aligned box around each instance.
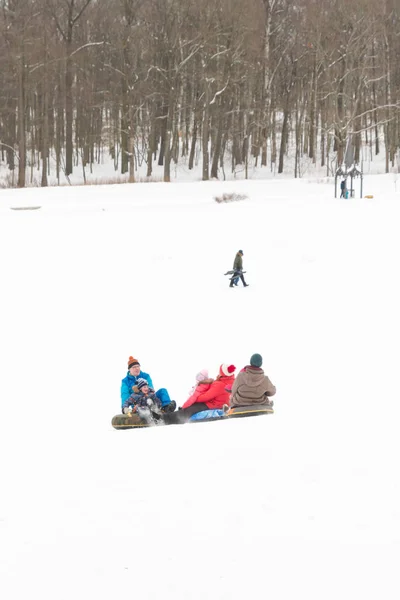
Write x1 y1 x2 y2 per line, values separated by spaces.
111 413 150 430
111 404 274 430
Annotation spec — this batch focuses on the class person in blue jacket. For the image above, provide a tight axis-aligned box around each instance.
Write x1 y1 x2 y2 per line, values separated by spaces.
121 356 176 413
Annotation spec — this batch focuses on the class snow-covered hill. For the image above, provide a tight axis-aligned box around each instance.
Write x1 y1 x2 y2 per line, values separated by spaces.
0 175 399 600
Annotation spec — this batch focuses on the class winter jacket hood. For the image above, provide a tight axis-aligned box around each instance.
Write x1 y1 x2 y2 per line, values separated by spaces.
230 366 275 407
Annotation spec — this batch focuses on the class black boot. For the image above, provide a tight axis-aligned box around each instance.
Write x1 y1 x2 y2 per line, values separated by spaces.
162 400 176 413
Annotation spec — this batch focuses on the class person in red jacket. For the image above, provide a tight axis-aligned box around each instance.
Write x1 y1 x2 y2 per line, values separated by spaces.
163 364 236 425
181 369 214 410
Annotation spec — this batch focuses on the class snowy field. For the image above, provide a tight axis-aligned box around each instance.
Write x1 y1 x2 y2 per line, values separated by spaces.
1 174 400 599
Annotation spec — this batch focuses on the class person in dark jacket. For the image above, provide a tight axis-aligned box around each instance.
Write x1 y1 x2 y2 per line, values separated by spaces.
340 180 346 198
230 354 276 408
230 250 248 288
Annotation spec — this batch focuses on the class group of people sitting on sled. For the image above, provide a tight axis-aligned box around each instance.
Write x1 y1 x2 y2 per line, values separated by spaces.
120 353 276 425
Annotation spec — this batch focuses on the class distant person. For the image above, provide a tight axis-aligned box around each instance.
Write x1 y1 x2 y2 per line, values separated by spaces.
230 250 249 288
230 354 276 408
121 356 176 413
163 364 236 424
340 180 346 198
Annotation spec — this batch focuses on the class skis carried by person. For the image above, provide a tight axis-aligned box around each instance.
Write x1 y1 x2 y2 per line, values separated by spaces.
224 269 246 286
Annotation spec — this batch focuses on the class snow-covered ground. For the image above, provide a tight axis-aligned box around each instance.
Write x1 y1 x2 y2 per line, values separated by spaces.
1 174 400 599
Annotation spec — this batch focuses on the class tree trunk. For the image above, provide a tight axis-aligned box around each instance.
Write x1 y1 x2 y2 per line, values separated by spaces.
164 89 175 182
157 103 168 166
41 82 49 187
65 46 73 176
17 52 26 188
41 28 49 187
320 100 325 167
202 83 210 181
121 78 129 174
309 52 317 162
271 109 277 165
335 57 346 165
6 97 16 171
128 107 135 183
188 117 197 170
147 112 156 177
278 101 289 174
210 101 224 178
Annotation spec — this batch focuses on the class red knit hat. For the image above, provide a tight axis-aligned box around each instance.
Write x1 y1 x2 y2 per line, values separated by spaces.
128 356 140 368
219 364 236 377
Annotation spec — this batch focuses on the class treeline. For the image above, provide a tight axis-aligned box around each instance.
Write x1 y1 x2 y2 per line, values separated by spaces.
0 0 399 187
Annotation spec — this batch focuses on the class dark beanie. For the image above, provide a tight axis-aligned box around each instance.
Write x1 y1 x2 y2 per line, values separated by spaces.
250 353 263 368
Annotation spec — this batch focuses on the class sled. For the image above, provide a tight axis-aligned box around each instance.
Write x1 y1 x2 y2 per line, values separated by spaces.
111 413 151 429
224 270 246 276
225 404 274 418
224 270 247 285
111 403 273 430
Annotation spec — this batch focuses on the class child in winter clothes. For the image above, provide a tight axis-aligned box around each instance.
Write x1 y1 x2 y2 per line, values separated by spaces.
163 364 236 425
181 369 214 410
122 378 163 415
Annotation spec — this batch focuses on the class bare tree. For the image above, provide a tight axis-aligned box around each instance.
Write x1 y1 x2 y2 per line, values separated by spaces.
47 0 93 176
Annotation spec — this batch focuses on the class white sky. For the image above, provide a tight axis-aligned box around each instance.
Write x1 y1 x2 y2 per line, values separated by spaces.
1 173 400 599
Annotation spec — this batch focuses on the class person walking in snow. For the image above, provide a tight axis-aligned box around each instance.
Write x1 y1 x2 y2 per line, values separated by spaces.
163 364 236 425
230 250 248 287
340 180 346 198
230 354 276 408
121 356 176 413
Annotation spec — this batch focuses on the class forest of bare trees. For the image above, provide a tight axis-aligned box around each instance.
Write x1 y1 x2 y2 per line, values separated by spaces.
0 0 399 187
